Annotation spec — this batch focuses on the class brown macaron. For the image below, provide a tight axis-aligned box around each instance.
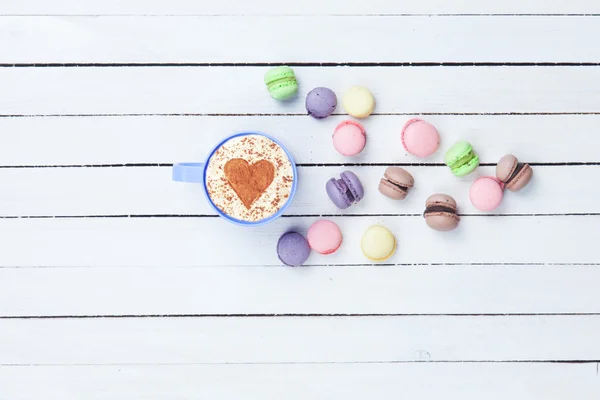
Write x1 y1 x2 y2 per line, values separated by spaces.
378 167 414 200
495 154 533 192
423 194 460 231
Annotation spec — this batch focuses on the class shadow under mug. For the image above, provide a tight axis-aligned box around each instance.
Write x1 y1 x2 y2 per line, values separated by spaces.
172 132 298 226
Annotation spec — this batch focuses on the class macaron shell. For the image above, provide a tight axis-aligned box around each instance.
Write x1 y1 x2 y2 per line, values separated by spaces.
326 178 352 209
384 167 414 189
425 193 458 210
506 164 533 192
270 82 298 101
452 155 480 177
444 141 473 166
264 66 298 101
401 119 440 158
333 121 367 156
361 225 396 261
307 220 343 255
340 171 364 202
425 213 460 231
495 154 519 182
342 86 375 118
264 67 293 83
378 179 408 200
470 176 504 211
306 87 337 119
277 232 311 266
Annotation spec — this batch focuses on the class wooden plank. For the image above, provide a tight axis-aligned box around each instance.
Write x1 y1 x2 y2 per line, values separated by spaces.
0 363 598 400
0 216 596 267
2 67 600 115
1 114 599 165
1 16 600 63
3 1 600 16
1 316 599 364
1 265 599 316
0 165 593 216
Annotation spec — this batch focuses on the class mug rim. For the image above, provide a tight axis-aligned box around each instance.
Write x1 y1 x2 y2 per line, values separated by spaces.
202 131 298 226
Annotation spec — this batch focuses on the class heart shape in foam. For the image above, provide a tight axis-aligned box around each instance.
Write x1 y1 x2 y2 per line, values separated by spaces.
224 158 275 209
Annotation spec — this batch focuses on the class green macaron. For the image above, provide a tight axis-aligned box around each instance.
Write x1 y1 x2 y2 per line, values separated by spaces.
264 66 298 101
444 141 480 177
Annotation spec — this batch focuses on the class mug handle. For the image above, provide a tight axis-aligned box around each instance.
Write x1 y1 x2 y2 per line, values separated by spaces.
172 162 205 183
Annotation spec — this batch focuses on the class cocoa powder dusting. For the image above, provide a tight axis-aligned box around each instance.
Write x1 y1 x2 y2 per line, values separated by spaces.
205 135 294 222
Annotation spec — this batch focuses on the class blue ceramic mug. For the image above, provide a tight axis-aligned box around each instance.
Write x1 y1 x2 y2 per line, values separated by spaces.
172 132 298 226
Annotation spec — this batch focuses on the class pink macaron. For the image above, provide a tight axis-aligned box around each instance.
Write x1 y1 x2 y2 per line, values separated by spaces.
333 120 366 156
470 176 504 211
307 219 343 255
401 118 440 158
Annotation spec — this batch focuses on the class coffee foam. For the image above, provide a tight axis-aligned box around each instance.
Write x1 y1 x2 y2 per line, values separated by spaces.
206 135 294 222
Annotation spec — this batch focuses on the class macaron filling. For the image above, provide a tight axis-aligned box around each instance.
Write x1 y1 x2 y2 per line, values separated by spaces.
505 163 525 185
423 205 456 215
336 178 357 203
340 173 362 202
264 68 296 85
264 67 298 101
382 178 409 193
448 150 477 169
327 178 353 208
267 77 296 90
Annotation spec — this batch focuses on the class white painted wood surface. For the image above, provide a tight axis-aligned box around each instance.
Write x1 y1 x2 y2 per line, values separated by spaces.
1 364 598 400
2 68 600 114
1 265 599 316
0 115 599 164
2 16 600 62
2 0 600 15
1 2 599 399
1 316 599 363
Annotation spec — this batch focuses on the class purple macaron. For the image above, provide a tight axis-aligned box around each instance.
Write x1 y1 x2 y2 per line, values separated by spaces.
326 171 364 209
306 87 337 119
277 232 311 266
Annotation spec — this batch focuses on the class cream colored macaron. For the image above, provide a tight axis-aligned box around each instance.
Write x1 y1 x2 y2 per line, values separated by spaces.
343 86 375 118
361 225 396 261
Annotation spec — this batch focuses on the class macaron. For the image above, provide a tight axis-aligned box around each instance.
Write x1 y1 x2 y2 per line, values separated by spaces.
326 171 364 209
333 120 366 156
444 141 480 177
307 220 342 255
378 167 414 200
470 176 504 212
306 87 337 119
361 225 396 262
342 86 375 119
264 66 298 101
423 194 460 231
496 154 533 192
401 119 440 158
277 232 311 266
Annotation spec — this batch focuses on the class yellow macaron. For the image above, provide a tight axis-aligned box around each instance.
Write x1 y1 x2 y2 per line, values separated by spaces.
342 86 375 118
361 225 396 261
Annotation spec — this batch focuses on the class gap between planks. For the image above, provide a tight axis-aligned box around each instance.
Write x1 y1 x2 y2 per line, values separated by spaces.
3 112 600 117
1 360 599 366
3 313 600 319
2 263 599 268
2 62 600 67
0 162 598 168
4 14 600 17
0 213 599 219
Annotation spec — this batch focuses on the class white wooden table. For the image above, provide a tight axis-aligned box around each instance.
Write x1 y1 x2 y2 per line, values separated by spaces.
1 1 599 398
